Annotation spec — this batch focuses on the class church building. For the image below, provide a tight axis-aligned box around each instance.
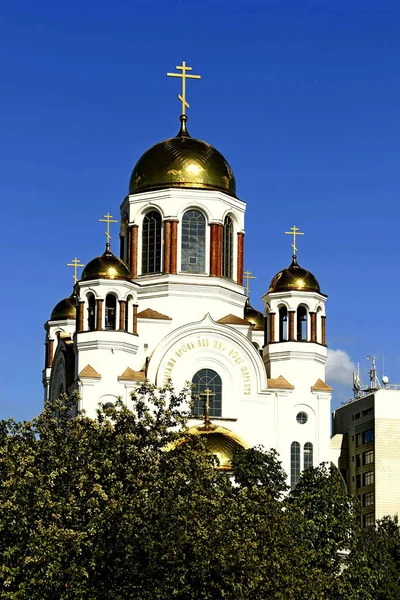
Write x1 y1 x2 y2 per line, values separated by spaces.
42 62 333 486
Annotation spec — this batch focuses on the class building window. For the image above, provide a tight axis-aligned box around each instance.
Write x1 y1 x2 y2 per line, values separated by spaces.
222 216 233 279
142 211 162 274
87 293 96 331
355 433 362 448
290 442 300 488
363 429 374 444
192 369 222 417
356 474 361 489
279 307 288 341
356 454 361 468
355 412 360 420
304 442 313 470
297 306 307 341
363 513 375 528
363 450 374 465
296 412 308 424
363 471 374 486
105 294 117 330
181 210 206 273
363 491 374 507
362 408 373 417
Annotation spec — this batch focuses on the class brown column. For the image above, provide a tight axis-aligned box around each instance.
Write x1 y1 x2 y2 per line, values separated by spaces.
216 224 223 277
170 220 178 274
130 225 139 278
127 228 132 267
45 339 54 368
289 310 295 341
77 301 85 332
269 313 276 343
237 232 244 285
310 312 317 343
163 220 171 274
133 304 138 335
321 315 326 346
96 299 104 331
119 300 126 331
210 224 218 276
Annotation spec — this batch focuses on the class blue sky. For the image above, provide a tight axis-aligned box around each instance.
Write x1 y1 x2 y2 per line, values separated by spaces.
1 0 400 420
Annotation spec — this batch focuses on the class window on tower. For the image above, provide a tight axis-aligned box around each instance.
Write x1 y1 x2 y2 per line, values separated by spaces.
297 306 307 341
181 210 206 273
105 294 117 330
279 306 288 341
142 210 162 274
304 442 313 470
191 369 222 417
222 216 233 279
87 293 96 331
290 441 300 488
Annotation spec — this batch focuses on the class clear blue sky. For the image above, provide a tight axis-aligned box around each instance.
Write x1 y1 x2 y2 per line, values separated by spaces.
1 0 400 420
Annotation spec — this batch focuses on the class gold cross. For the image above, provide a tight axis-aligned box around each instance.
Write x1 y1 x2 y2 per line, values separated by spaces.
67 258 85 284
285 225 304 257
200 388 215 429
99 213 118 246
243 270 256 296
167 61 201 116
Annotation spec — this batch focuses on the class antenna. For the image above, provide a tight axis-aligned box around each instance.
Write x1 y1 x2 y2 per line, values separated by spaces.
367 355 381 390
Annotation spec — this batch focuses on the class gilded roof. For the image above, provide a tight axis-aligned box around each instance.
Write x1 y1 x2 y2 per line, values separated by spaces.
129 116 236 197
269 256 321 294
81 246 131 282
244 300 264 329
50 294 76 321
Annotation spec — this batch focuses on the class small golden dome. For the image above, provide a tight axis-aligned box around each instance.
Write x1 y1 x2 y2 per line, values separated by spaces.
129 116 236 197
269 256 321 293
244 300 264 329
51 295 76 321
81 246 131 282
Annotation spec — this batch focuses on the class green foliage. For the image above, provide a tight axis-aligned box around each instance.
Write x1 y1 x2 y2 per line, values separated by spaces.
0 386 399 599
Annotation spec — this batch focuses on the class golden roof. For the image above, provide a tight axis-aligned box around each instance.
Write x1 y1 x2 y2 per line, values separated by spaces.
269 256 321 294
244 300 264 329
50 294 76 321
81 245 131 282
129 116 236 197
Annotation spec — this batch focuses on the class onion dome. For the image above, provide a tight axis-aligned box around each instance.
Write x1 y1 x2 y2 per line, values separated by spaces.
269 256 320 293
244 299 264 329
129 115 236 197
50 294 77 321
81 245 131 282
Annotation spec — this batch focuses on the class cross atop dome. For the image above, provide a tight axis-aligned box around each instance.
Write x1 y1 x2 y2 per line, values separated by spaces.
167 61 201 117
285 225 304 257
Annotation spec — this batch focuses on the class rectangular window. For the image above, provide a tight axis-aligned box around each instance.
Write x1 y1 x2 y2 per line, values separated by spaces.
363 471 374 486
362 408 373 417
363 450 374 465
355 433 362 448
362 429 374 444
355 412 360 420
363 492 374 507
363 512 375 527
356 454 361 468
356 474 361 489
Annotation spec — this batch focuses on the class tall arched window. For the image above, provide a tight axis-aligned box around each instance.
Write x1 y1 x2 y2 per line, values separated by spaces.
279 307 288 341
291 441 300 488
192 369 222 417
181 210 206 273
87 294 96 331
222 216 233 279
105 294 117 330
142 211 162 274
297 306 307 341
304 442 313 470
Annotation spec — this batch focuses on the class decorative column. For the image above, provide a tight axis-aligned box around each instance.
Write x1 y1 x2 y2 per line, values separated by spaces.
269 312 276 343
288 310 295 341
96 299 104 331
133 304 138 335
216 224 223 277
321 315 326 346
237 232 244 285
119 300 126 331
45 339 54 368
163 220 171 274
310 312 317 343
129 225 138 278
210 223 218 276
170 220 178 274
77 301 85 332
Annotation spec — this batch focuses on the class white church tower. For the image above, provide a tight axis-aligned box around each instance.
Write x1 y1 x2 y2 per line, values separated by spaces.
43 62 333 486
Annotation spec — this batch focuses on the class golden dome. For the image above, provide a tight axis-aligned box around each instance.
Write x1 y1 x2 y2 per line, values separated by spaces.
50 294 76 321
244 300 264 329
187 425 247 470
81 245 131 282
129 116 236 197
269 256 321 293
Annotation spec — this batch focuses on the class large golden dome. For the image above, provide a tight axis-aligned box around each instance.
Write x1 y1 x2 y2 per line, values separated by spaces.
50 294 77 321
269 256 321 293
129 116 236 197
81 246 131 282
244 300 264 329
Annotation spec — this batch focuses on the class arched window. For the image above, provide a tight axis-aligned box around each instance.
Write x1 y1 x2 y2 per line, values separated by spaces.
222 216 233 279
192 369 222 417
297 306 307 341
142 211 162 274
87 294 96 331
279 307 288 341
105 294 117 330
181 210 206 273
304 442 313 470
291 441 300 488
